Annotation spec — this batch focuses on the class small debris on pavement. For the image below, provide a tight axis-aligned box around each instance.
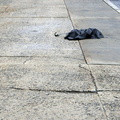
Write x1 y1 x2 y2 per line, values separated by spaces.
54 32 59 37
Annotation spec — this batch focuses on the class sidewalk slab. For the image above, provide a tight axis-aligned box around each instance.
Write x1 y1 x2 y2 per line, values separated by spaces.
0 63 95 91
65 0 120 18
65 0 120 64
0 18 83 57
98 91 120 120
0 6 68 18
0 0 68 17
76 17 120 64
0 16 89 91
0 0 65 6
0 89 106 120
0 56 83 65
90 65 120 91
73 18 120 39
22 55 84 65
80 38 120 64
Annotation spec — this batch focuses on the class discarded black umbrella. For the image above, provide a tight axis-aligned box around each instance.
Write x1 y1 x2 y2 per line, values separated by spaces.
64 28 104 40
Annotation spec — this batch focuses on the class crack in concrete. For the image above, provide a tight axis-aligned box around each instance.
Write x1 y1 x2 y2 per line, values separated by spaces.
9 87 120 93
89 69 98 92
10 87 24 90
78 41 88 64
63 0 74 29
64 0 89 66
9 87 97 94
79 64 90 72
7 87 120 93
88 64 120 66
23 56 32 64
98 90 120 92
97 93 109 120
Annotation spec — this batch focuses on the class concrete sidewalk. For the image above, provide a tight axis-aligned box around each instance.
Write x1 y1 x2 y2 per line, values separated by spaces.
0 0 120 119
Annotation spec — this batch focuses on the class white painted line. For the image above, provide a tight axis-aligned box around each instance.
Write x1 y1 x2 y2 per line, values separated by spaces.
104 0 120 13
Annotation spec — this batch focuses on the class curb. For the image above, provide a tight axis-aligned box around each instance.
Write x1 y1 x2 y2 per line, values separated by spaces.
103 0 120 13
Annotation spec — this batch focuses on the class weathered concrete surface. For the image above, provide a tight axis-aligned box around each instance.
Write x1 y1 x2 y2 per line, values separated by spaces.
0 63 95 91
0 0 120 119
0 0 65 7
65 0 120 64
80 38 120 64
0 18 84 58
0 56 84 66
78 18 120 64
90 65 120 90
1 6 68 18
98 91 120 120
0 0 68 17
0 89 106 120
65 0 120 18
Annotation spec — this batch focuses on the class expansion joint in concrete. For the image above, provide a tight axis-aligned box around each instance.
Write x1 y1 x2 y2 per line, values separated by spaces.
9 87 97 94
78 41 88 64
63 0 74 29
63 0 89 65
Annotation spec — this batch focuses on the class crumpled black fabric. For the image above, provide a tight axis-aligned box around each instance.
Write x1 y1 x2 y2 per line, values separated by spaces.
64 28 104 40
